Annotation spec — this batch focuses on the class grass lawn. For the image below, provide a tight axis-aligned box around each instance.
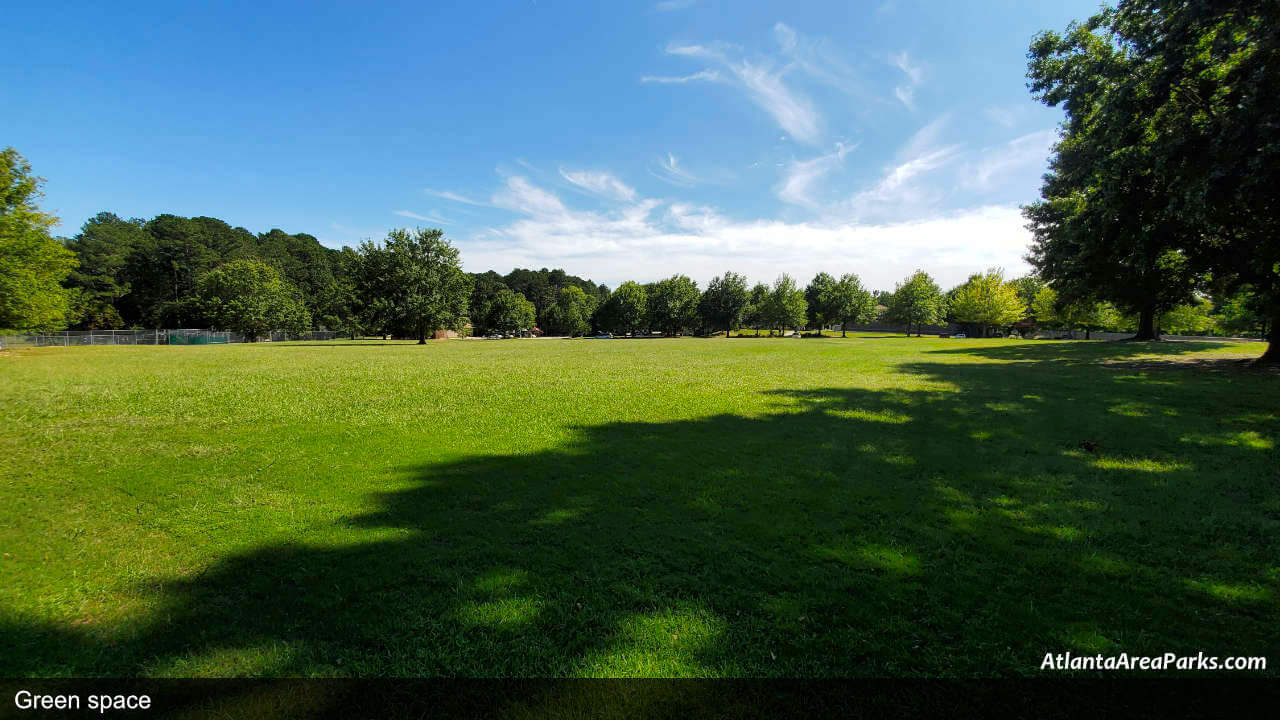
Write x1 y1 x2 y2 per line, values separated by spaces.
1 335 1277 677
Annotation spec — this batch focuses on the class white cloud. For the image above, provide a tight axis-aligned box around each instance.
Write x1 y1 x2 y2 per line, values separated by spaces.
394 209 452 225
640 69 721 84
778 142 854 209
890 51 923 85
559 169 638 202
457 172 1032 290
848 117 962 222
666 44 716 58
425 189 486 206
491 176 568 217
650 152 700 187
773 23 867 98
893 86 915 110
965 129 1057 189
652 41 824 145
890 51 923 110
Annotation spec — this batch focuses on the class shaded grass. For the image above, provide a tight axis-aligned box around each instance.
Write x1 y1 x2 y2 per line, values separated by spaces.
1 337 1277 677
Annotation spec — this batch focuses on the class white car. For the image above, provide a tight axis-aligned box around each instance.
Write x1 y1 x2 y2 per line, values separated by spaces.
954 333 967 339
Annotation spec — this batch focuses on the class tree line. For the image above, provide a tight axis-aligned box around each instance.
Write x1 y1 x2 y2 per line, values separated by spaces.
1 138 1270 348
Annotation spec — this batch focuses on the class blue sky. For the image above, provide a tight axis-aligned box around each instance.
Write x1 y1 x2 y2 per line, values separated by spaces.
3 0 1098 290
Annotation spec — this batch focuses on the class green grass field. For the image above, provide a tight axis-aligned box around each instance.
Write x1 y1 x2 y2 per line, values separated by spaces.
2 336 1277 677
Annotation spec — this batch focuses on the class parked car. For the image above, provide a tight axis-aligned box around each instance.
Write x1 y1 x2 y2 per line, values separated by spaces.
590 333 613 339
954 333 967 339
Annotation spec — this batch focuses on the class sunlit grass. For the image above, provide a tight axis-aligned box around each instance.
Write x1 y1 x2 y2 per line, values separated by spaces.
1 336 1276 677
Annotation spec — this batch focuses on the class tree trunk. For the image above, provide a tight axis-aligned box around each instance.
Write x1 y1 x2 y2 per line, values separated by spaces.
417 325 426 344
1259 307 1280 364
1132 305 1159 341
1085 328 1091 340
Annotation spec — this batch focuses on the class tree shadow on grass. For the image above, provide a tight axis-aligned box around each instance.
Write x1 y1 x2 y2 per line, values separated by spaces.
4 348 1278 687
925 339 1241 364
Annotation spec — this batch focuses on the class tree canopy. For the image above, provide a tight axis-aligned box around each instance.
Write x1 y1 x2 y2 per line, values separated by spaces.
948 269 1024 337
596 281 648 336
196 259 311 341
486 289 537 335
0 148 75 332
542 285 596 337
887 271 945 337
362 228 472 344
646 275 701 336
1025 1 1279 358
764 274 807 335
698 271 750 338
827 273 877 337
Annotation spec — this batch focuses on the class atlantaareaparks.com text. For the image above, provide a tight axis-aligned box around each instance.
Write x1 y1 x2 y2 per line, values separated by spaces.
1041 652 1267 671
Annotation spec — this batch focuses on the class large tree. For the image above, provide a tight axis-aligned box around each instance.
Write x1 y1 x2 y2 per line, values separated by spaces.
887 270 945 337
595 281 648 336
63 212 148 329
0 148 76 332
486 289 537 335
367 228 471 344
1024 9 1202 341
1109 0 1280 359
948 269 1025 338
804 272 838 336
698 271 750 338
314 247 363 338
646 275 700 336
765 274 807 336
542 285 596 337
827 273 877 337
196 258 311 341
744 282 770 336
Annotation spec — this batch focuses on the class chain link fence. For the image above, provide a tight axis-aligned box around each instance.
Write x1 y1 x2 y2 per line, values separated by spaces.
0 329 339 350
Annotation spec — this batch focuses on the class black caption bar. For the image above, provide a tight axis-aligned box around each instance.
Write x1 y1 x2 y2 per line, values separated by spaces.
0 679 1275 720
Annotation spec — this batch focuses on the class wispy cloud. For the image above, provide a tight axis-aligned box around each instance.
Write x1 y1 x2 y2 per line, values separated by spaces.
650 152 701 187
773 23 863 95
640 69 721 84
491 176 570 218
890 51 923 110
733 59 822 144
849 117 962 222
394 209 452 225
559 169 638 202
650 40 824 145
965 129 1056 189
778 142 854 209
425 189 486 206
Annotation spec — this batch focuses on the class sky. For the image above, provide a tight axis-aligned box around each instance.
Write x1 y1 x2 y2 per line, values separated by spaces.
2 0 1100 291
